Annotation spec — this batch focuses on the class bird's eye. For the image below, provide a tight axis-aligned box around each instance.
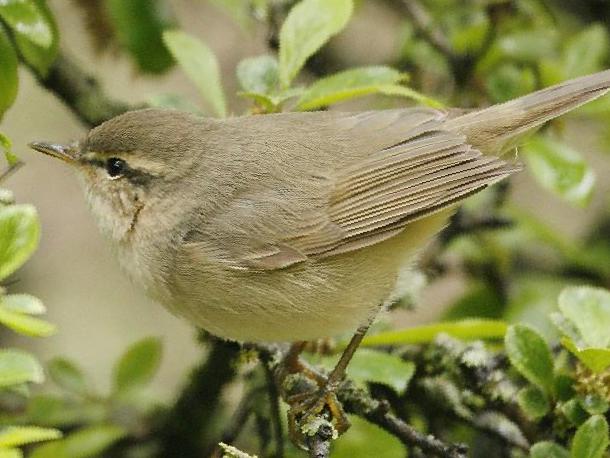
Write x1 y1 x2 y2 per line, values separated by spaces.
106 157 126 178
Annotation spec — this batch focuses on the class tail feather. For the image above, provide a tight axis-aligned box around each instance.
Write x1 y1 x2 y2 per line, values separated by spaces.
445 69 610 155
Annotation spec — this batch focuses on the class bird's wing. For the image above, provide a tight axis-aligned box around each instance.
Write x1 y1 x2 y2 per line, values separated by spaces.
182 110 519 271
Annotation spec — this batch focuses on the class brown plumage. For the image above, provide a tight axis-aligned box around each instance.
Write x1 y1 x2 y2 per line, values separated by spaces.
31 70 610 342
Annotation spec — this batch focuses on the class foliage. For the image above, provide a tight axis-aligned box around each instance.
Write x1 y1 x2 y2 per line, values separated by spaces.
0 154 59 455
1 0 610 457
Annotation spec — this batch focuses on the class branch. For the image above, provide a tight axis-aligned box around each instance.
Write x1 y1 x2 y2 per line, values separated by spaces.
306 422 333 458
338 381 468 458
34 52 132 127
156 337 241 458
253 344 467 458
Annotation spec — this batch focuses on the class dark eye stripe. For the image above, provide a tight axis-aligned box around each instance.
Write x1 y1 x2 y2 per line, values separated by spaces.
82 158 155 186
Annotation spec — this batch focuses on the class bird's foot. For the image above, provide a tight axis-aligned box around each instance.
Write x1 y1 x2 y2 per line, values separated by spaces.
286 381 350 447
276 342 350 448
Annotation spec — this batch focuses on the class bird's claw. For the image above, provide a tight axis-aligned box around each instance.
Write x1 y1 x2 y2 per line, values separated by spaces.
286 382 350 448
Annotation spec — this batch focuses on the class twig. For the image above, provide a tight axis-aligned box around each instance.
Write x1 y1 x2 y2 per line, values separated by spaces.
0 161 24 183
439 210 513 247
400 0 455 59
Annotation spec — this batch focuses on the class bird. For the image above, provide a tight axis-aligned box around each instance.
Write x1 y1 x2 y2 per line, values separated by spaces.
30 69 610 442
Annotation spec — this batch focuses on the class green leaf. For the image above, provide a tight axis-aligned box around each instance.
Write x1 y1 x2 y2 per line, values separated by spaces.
579 394 609 416
554 374 576 402
238 92 278 113
478 29 558 73
558 286 610 348
444 281 504 320
236 55 279 95
278 0 353 88
297 66 404 110
105 0 175 74
0 28 18 119
377 84 444 108
48 358 87 396
361 319 507 347
563 24 609 79
561 338 610 374
0 304 55 337
522 136 595 208
147 93 201 114
30 425 127 458
238 86 304 112
316 348 414 393
12 0 58 77
0 349 43 388
0 426 61 448
505 325 554 393
557 287 610 373
571 415 609 458
0 204 40 280
561 398 590 426
476 411 529 448
505 275 565 341
449 10 489 55
485 64 536 103
552 312 582 343
1 294 45 315
26 395 105 427
332 416 402 458
0 132 19 167
517 386 550 420
0 448 22 458
163 30 226 117
0 0 53 48
113 337 162 394
530 441 569 458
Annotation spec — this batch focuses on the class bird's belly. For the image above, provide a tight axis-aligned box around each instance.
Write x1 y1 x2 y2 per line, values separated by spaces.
167 211 452 342
171 259 394 342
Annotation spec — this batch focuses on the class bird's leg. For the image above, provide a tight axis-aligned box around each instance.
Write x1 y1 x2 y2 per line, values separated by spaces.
277 341 327 387
278 319 375 448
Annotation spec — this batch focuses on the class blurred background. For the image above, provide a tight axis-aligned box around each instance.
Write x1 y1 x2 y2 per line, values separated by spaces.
4 0 609 397
1 1 610 456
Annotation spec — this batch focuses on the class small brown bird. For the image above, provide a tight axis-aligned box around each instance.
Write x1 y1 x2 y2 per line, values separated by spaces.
30 70 610 439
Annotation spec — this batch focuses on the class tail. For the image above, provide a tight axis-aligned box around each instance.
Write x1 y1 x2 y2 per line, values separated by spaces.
445 69 610 156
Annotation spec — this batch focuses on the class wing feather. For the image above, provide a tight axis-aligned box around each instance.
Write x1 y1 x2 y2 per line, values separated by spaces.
185 110 520 271
280 130 518 261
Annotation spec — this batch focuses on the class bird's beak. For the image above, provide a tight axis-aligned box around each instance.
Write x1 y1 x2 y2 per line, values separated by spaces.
28 141 76 163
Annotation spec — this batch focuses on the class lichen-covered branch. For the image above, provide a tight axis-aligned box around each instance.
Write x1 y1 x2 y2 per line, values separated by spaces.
253 343 468 458
338 381 468 458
